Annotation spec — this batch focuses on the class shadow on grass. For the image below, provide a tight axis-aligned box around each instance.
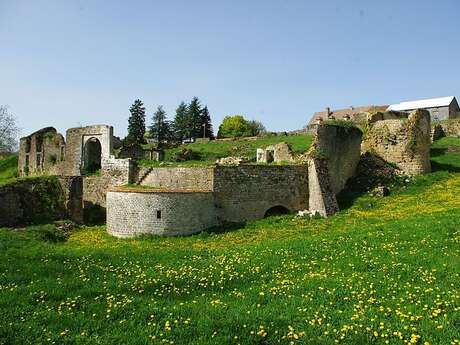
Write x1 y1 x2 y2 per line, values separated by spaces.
204 222 247 235
430 160 460 173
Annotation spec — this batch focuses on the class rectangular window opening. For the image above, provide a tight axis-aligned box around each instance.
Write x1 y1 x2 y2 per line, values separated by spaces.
156 210 161 219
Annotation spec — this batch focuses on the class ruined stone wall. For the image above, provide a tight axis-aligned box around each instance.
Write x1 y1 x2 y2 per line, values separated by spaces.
306 123 362 216
437 119 460 137
136 167 214 190
213 165 309 223
106 190 217 237
18 127 65 176
0 176 83 226
307 157 339 216
312 124 363 194
362 109 431 175
64 125 113 176
83 157 132 208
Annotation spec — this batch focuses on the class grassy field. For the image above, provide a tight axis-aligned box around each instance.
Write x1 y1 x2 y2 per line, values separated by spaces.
1 140 460 344
139 134 312 167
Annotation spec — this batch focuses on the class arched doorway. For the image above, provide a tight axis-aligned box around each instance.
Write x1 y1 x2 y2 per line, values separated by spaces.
264 205 290 218
83 137 102 174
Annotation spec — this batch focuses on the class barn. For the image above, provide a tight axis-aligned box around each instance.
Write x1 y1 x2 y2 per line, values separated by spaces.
387 96 459 121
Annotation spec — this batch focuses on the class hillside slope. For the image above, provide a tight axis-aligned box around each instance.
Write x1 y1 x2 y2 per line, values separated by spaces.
0 140 460 344
140 134 312 166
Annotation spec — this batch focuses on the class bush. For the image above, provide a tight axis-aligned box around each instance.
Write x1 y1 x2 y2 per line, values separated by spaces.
217 115 265 138
29 222 73 243
171 148 200 162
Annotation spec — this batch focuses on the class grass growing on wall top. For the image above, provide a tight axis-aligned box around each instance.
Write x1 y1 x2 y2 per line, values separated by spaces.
1 139 460 344
139 134 312 167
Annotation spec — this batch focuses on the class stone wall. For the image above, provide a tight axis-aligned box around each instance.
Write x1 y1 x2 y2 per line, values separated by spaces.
64 125 113 176
256 142 295 163
83 157 132 208
213 165 309 223
307 157 339 216
0 176 83 227
135 167 214 190
306 123 362 216
311 124 363 194
362 109 431 175
437 119 460 137
106 190 217 237
18 127 65 176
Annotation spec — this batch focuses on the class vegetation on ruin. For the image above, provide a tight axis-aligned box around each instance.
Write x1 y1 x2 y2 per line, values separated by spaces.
0 154 18 185
322 119 360 130
138 134 312 167
1 138 460 344
139 135 312 167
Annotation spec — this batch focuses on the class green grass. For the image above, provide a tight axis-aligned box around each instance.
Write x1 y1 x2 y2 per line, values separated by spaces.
139 134 312 167
1 140 460 344
0 154 18 185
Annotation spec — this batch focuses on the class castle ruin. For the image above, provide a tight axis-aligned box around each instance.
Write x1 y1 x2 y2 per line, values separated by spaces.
10 109 432 236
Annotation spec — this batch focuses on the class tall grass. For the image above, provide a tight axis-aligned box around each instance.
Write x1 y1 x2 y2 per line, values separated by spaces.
1 140 460 344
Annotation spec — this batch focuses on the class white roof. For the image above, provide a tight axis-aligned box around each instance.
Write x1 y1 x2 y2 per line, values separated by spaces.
387 96 455 111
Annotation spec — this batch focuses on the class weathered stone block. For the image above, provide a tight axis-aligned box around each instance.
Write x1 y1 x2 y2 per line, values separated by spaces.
362 109 431 175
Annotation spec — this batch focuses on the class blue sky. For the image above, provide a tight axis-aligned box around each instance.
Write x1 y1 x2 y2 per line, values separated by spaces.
1 0 459 137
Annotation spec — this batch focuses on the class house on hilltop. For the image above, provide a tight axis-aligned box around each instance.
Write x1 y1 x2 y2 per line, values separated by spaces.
387 96 459 121
308 105 388 126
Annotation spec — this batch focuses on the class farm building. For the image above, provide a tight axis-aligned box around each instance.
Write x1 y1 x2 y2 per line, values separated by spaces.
387 96 459 121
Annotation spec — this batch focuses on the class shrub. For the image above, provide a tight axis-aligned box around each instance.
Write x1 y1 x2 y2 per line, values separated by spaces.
217 116 265 138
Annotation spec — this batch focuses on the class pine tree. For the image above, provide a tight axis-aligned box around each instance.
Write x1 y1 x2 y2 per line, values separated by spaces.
187 97 202 139
172 101 189 142
150 106 171 147
126 99 146 144
200 106 214 139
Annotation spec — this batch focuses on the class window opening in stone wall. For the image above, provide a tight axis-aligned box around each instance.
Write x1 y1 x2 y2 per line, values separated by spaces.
82 137 102 175
36 136 43 152
156 210 161 219
60 146 65 161
36 153 42 170
25 138 31 153
24 155 30 175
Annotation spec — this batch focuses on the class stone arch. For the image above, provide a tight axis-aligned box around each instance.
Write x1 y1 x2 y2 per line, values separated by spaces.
264 205 290 218
82 137 102 174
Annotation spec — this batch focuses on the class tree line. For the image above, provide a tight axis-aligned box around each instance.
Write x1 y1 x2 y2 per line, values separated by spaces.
125 97 214 147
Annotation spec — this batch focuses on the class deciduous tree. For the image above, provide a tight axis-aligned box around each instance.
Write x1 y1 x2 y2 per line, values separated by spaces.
0 106 19 154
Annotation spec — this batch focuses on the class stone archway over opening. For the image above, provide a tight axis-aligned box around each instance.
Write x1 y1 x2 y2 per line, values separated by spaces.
264 205 290 218
83 137 102 174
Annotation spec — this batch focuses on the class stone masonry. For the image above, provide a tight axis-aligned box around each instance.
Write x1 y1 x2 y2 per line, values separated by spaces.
362 109 431 175
307 123 362 216
107 189 217 237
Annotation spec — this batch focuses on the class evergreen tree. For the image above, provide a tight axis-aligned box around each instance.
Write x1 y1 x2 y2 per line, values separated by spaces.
126 99 146 144
200 106 214 139
172 101 189 142
150 106 171 147
187 97 202 139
